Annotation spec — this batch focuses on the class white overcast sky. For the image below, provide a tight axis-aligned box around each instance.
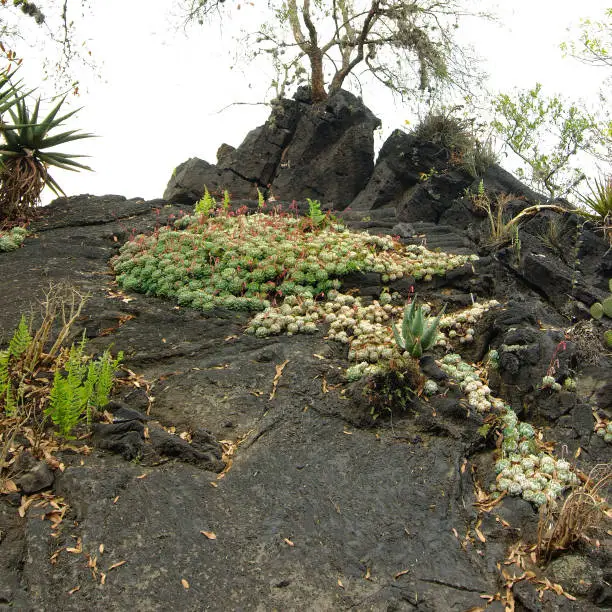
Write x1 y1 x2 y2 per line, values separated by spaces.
9 1 611 204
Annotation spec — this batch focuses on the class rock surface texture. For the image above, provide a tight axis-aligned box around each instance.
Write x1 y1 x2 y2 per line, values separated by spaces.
1 131 611 611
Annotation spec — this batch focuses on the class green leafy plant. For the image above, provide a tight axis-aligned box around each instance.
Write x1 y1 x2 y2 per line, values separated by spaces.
257 187 265 209
222 189 231 211
392 295 446 358
0 92 94 220
471 182 569 245
491 83 598 198
0 284 122 438
306 197 326 227
45 339 123 437
195 185 216 216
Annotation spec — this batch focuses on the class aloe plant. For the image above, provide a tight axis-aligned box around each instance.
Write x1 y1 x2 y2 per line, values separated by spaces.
0 93 94 220
577 176 612 222
392 295 446 358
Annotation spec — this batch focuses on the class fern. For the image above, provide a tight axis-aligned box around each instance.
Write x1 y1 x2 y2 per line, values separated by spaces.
306 198 326 227
46 370 83 438
8 315 32 359
93 349 123 409
0 350 9 398
44 342 123 437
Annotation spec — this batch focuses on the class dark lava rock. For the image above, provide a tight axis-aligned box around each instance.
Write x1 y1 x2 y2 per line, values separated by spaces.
15 459 55 494
147 426 225 472
164 89 380 209
92 420 146 460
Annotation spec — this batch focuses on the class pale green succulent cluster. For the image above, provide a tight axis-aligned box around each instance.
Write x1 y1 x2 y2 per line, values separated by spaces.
438 352 579 505
0 226 27 252
437 300 500 346
541 375 562 392
438 353 504 412
595 420 612 443
113 210 473 313
491 408 579 505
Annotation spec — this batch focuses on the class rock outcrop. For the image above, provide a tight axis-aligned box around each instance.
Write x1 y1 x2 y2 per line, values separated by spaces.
164 88 380 208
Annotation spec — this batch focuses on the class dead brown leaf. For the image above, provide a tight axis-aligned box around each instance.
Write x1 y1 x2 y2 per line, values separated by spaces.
200 531 217 540
181 578 190 589
108 560 127 571
283 537 294 547
269 360 289 400
337 578 344 589
394 569 410 579
68 586 80 595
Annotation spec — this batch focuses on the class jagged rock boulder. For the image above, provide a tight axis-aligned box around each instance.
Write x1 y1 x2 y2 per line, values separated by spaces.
164 89 380 208
163 157 258 204
268 88 381 207
349 129 546 226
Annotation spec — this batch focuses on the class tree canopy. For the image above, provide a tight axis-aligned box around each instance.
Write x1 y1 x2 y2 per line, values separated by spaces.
184 0 487 102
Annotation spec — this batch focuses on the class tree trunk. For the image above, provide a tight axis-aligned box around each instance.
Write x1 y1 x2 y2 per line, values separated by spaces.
309 49 327 102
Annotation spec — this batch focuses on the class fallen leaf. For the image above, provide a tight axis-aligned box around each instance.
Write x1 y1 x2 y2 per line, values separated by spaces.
181 578 190 589
66 538 83 554
337 578 344 589
394 569 410 579
209 481 218 488
200 531 217 540
113 496 119 504
136 474 147 480
364 567 371 580
68 586 80 595
108 560 127 571
100 573 106 585
0 479 18 494
474 526 486 543
283 538 294 547
313 354 325 360
452 528 459 539
269 360 289 400
343 430 352 435
461 458 468 474
99 544 104 555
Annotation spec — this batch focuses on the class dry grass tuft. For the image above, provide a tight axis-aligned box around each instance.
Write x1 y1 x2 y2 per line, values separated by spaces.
537 464 611 562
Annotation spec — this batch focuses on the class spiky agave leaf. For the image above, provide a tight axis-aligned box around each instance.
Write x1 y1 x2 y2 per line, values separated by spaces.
420 303 446 350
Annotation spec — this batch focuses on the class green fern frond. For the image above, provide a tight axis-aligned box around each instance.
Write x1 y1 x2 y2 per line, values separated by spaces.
93 349 123 408
8 315 32 359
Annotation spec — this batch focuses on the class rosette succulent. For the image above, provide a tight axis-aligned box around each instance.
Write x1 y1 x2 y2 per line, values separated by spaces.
392 295 446 358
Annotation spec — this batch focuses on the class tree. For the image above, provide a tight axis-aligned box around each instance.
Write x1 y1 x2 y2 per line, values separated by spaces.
1 0 94 89
183 0 487 103
561 8 612 68
490 84 601 199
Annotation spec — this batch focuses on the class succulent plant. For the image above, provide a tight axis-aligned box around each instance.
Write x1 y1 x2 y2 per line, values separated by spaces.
590 278 612 320
392 295 446 358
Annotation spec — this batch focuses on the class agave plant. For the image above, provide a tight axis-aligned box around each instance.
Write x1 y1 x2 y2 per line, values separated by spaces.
0 93 94 220
392 295 446 358
577 176 612 221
